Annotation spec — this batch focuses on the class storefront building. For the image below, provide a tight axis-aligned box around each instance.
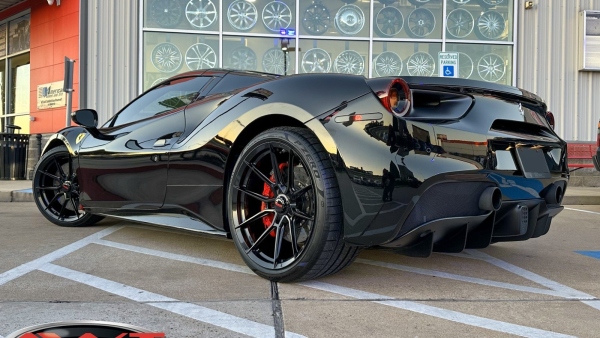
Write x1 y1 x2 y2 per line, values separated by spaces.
0 0 597 177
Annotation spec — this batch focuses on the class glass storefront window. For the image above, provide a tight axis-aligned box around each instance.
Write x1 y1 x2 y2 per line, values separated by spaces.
445 0 513 42
144 0 221 32
10 53 29 115
446 43 512 84
8 14 29 55
298 39 368 75
223 35 295 74
372 42 441 77
223 0 297 35
374 0 443 40
298 0 370 38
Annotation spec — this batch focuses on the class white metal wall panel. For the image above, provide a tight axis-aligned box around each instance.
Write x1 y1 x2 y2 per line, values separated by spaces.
518 0 600 141
83 0 138 125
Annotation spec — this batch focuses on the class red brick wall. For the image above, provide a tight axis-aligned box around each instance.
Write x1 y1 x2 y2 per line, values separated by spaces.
29 0 79 134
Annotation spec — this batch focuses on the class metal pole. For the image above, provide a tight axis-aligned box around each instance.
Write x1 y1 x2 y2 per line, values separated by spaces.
64 57 76 127
65 90 73 127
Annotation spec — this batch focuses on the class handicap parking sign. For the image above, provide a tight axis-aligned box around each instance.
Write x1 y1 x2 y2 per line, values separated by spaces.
438 52 459 78
443 65 455 77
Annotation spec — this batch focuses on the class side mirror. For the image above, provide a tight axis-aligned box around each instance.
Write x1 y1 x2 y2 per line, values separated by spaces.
72 109 98 128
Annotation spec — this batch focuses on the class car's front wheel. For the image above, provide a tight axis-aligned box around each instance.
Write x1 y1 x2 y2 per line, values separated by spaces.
228 127 361 282
33 145 104 227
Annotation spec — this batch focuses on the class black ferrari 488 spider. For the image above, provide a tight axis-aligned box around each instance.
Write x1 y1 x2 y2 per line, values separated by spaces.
33 69 568 282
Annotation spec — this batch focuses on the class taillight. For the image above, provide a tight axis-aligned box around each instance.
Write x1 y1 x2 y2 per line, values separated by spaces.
377 78 411 117
545 111 555 130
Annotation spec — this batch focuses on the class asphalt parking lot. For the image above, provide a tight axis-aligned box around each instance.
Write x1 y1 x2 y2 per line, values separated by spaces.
1 202 599 337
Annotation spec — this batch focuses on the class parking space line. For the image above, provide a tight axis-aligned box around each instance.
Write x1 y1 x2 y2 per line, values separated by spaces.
581 300 600 311
39 263 305 338
0 226 123 287
564 207 600 216
356 259 579 299
300 281 576 338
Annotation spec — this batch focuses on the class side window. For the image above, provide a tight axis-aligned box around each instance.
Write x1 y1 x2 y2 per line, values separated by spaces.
110 76 211 127
208 73 273 95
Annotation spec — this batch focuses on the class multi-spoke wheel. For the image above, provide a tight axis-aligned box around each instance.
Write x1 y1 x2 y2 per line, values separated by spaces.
375 6 403 37
151 77 168 87
407 51 435 76
446 8 474 38
151 42 182 73
227 0 258 31
302 3 331 35
185 0 217 29
477 0 504 8
228 127 361 282
334 50 364 75
458 52 474 79
150 0 183 28
33 146 103 227
408 0 431 5
334 4 365 35
302 48 331 73
407 8 436 38
452 0 471 4
228 46 257 71
374 51 403 77
185 43 216 70
477 53 505 82
262 48 290 75
476 11 506 40
262 1 293 32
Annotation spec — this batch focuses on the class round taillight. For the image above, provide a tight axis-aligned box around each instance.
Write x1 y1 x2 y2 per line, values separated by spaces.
546 111 555 130
378 78 411 117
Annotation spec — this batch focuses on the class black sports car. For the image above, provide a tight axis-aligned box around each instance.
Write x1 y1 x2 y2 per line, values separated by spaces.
33 69 568 282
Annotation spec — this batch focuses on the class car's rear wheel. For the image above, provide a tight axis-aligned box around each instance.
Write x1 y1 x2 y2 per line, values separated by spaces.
228 127 360 282
33 146 103 227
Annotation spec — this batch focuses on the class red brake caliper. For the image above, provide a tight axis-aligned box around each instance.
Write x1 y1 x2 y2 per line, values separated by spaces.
260 162 288 237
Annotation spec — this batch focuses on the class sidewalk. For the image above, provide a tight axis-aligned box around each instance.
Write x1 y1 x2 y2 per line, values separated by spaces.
2 180 599 205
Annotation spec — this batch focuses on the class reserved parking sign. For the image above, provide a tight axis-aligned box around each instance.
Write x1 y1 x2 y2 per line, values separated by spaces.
438 52 459 78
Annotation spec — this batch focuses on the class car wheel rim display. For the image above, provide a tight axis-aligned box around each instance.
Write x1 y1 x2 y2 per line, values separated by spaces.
262 1 292 32
151 77 168 87
446 8 474 38
375 6 404 37
334 4 365 35
185 0 217 29
477 11 505 39
407 51 435 76
232 142 316 270
228 46 257 71
185 43 216 70
262 48 289 74
334 50 364 75
150 0 183 28
374 51 402 76
407 8 436 38
452 0 471 4
481 0 504 5
34 153 86 224
151 42 182 73
458 52 473 79
302 3 331 35
478 53 505 82
302 48 331 73
227 0 258 31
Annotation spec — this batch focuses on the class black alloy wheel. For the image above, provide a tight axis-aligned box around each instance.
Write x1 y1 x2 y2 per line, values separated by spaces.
228 127 360 282
33 146 103 227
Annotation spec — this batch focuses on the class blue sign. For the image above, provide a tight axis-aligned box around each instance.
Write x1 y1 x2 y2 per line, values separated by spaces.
443 65 455 77
280 28 295 36
576 251 600 260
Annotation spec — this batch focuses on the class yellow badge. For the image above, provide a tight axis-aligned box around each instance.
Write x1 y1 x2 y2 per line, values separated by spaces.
75 132 86 144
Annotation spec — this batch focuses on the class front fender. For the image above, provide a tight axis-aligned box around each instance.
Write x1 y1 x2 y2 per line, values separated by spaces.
41 127 88 156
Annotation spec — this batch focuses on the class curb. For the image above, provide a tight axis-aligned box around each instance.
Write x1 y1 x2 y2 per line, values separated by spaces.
562 195 600 205
0 190 34 203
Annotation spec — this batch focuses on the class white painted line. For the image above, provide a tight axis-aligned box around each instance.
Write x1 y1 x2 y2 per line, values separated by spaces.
39 264 305 338
95 239 253 275
564 207 600 216
355 259 584 299
300 281 576 338
465 250 594 300
0 226 123 287
581 300 600 311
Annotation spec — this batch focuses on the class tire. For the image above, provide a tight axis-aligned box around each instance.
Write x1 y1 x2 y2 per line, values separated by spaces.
33 146 104 227
227 127 360 282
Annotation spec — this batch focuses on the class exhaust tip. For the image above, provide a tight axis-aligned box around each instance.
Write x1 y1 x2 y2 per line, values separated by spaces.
545 184 564 205
479 187 502 211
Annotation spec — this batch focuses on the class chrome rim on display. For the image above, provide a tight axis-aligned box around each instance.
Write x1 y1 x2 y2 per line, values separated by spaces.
151 42 182 73
151 77 168 87
150 0 183 28
302 3 331 35
302 48 331 73
374 51 402 77
185 0 217 29
407 51 435 76
407 8 436 38
481 0 504 5
446 8 474 38
477 11 505 39
334 4 365 36
228 46 257 71
262 1 293 32
228 0 258 31
452 0 471 4
478 53 505 82
334 50 364 75
375 6 403 37
185 43 217 70
262 48 290 75
458 52 473 79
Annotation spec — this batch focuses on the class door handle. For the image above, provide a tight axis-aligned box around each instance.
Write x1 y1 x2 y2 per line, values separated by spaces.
153 139 171 147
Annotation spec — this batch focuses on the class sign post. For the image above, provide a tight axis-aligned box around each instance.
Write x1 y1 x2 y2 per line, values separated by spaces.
64 57 75 127
438 52 459 78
